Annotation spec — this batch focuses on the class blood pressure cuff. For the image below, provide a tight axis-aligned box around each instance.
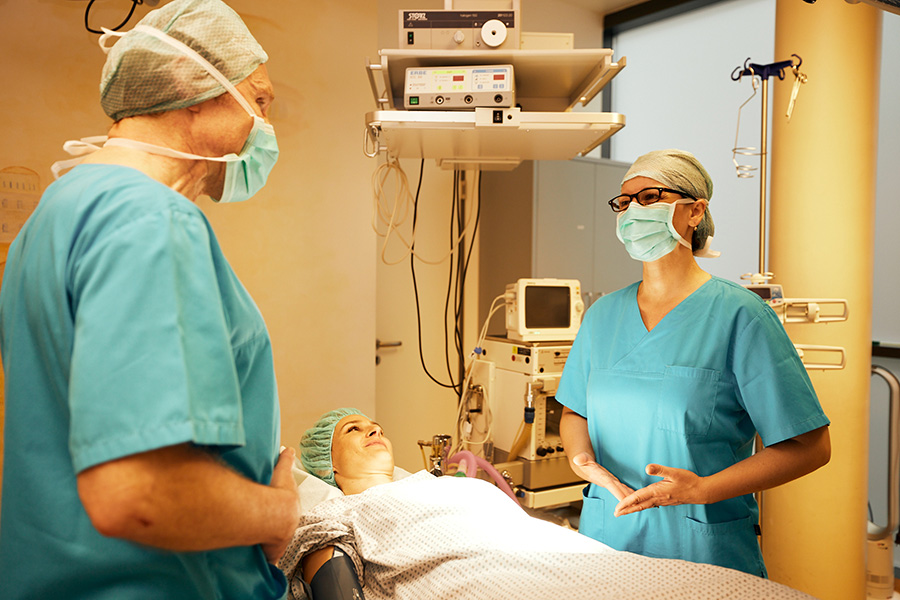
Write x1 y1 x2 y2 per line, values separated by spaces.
305 550 365 600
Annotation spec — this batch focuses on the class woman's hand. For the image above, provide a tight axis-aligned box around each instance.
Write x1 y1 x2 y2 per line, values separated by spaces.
571 452 635 502
613 463 706 516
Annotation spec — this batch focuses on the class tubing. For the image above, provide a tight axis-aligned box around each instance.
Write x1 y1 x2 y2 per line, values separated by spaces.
449 450 519 504
507 422 532 462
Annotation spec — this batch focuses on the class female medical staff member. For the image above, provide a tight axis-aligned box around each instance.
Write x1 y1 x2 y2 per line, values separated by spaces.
557 149 831 577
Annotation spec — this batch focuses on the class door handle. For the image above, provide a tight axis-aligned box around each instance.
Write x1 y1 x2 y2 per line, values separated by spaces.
375 339 402 365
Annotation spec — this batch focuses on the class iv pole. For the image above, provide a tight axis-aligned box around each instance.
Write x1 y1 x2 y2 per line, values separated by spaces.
731 56 802 279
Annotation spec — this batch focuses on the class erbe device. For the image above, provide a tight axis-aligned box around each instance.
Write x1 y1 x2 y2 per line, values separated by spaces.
399 10 519 50
505 278 584 342
404 65 514 109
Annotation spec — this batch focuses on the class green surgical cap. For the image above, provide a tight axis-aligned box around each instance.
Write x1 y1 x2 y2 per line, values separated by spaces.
100 0 268 122
300 408 366 488
623 149 716 254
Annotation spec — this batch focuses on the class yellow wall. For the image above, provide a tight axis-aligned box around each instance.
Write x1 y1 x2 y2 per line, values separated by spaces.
0 0 379 508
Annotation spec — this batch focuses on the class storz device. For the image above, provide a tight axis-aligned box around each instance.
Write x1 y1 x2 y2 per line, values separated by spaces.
399 10 518 50
404 65 514 110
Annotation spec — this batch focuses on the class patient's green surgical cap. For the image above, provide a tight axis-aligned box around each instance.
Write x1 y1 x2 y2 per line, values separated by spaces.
100 0 268 122
300 408 366 488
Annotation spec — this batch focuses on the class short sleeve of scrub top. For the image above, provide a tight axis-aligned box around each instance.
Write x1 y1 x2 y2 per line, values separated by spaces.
65 170 249 471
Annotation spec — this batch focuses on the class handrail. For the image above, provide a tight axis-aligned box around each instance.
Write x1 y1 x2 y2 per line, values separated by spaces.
869 365 900 540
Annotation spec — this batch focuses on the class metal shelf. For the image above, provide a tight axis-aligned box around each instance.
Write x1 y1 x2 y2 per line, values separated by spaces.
364 48 627 170
368 48 626 112
365 108 625 171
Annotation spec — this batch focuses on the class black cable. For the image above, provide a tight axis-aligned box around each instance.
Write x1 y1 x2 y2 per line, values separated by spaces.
454 172 467 394
411 159 457 390
453 171 468 395
454 170 482 398
442 172 461 391
85 0 141 35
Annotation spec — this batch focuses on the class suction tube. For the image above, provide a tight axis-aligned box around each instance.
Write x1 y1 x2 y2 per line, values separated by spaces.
449 450 519 504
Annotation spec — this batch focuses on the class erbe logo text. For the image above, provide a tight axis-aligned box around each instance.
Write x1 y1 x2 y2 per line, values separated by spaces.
407 12 427 20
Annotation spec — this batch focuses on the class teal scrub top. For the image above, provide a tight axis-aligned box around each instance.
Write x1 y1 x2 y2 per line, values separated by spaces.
0 164 286 599
557 277 829 577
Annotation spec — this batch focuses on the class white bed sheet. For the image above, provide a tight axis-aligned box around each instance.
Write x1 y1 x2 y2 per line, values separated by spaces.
280 471 816 600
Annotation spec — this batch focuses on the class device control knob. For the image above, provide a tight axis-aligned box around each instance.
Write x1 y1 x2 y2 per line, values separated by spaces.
546 446 556 454
480 19 507 47
453 30 465 44
556 445 565 453
575 299 585 314
536 446 548 457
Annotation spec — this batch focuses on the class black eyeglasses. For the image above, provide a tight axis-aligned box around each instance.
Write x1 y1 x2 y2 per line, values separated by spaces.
608 187 697 212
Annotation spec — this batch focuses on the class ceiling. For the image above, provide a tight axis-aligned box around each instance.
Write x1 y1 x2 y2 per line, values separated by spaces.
558 0 647 16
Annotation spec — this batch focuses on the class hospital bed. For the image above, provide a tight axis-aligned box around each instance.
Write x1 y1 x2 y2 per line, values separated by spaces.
283 461 816 600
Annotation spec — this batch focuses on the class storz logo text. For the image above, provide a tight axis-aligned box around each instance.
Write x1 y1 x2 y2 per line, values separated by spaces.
407 12 427 20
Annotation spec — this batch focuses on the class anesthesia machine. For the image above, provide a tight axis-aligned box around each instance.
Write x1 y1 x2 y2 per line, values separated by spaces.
467 278 587 509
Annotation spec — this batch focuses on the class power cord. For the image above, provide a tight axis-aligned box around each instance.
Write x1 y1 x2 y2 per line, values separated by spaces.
84 0 145 35
410 160 457 390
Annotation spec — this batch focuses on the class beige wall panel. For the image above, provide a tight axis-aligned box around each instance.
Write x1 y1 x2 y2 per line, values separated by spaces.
764 1 882 598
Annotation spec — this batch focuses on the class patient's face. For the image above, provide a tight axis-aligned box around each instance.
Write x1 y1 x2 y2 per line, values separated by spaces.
331 415 395 483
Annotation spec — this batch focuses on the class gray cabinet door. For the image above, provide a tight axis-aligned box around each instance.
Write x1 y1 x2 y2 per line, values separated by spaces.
533 158 639 308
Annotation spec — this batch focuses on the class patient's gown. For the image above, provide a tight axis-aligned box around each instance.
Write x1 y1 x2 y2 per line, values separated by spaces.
280 472 814 600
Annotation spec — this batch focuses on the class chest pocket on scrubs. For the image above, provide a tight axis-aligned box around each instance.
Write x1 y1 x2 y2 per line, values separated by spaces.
655 365 719 437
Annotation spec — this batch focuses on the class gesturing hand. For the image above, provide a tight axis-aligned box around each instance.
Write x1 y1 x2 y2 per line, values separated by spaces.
571 452 635 502
613 463 705 517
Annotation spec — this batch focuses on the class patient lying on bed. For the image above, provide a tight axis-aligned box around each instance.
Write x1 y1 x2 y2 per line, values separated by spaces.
278 408 816 600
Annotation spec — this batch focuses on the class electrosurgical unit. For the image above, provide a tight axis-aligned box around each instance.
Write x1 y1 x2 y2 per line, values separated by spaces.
404 64 514 109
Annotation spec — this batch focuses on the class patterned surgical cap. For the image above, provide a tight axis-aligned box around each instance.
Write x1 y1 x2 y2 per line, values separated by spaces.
99 0 267 121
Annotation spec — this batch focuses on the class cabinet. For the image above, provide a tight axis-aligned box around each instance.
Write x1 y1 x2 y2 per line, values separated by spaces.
478 158 641 330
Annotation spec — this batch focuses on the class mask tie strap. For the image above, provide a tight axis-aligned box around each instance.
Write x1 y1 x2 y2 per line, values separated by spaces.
62 136 109 156
51 136 109 180
97 27 126 54
666 199 695 250
103 137 238 163
694 236 722 258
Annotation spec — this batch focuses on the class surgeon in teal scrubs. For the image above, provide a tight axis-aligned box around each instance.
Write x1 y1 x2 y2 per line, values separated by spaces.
557 149 831 577
0 1 300 598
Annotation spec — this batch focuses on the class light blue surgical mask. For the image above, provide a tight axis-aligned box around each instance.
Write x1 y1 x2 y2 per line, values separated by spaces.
615 199 695 262
53 24 279 204
217 115 279 204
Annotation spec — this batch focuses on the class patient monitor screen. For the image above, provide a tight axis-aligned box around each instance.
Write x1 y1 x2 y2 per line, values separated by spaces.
524 286 570 329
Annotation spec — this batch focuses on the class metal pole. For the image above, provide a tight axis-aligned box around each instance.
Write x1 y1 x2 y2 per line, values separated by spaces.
759 77 768 276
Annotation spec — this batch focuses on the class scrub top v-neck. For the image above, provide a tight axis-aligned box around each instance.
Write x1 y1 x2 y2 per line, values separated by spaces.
557 276 829 577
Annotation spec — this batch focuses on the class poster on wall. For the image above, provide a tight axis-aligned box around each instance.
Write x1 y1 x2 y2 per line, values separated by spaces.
0 166 41 248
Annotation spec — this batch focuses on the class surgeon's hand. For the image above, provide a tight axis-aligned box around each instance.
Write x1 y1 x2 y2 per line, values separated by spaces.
571 452 635 502
262 447 302 564
613 463 706 517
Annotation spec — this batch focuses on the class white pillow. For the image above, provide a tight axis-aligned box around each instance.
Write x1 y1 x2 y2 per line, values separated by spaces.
291 456 413 513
